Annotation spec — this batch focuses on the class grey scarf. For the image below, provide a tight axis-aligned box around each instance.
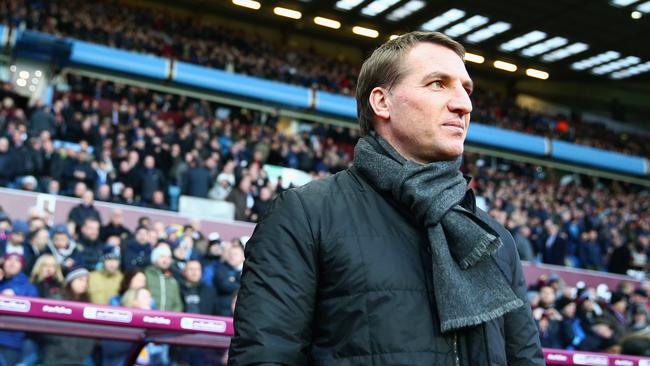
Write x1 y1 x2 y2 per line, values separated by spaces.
353 133 522 333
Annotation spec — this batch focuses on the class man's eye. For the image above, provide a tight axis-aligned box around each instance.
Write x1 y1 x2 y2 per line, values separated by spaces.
430 80 443 89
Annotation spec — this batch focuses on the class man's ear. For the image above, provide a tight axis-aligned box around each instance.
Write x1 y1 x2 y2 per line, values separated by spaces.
369 87 390 121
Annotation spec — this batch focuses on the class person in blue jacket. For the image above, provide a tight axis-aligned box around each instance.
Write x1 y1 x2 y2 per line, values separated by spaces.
0 253 38 366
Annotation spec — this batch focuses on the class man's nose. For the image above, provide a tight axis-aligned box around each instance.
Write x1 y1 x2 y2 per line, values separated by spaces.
447 84 473 115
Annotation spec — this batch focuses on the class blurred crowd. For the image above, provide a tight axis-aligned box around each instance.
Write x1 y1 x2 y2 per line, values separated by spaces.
0 0 359 95
464 154 650 277
0 204 241 365
1 0 649 158
527 274 650 356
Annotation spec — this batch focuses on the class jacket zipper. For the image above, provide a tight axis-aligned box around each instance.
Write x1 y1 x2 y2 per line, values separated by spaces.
159 273 166 310
453 332 460 366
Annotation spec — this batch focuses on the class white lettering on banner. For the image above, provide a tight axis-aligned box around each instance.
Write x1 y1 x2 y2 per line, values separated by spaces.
142 316 171 325
0 298 30 312
42 305 72 315
83 307 132 323
180 317 227 333
639 360 650 366
547 354 569 362
613 360 634 366
573 353 609 366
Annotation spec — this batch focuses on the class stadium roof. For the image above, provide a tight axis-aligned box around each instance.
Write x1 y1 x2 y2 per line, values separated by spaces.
211 0 650 83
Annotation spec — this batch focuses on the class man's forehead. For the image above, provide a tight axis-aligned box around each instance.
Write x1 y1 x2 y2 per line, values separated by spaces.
404 42 471 80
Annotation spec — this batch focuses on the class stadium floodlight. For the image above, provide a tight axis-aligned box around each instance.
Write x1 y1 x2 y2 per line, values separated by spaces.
314 16 342 29
465 21 511 43
390 34 400 40
493 60 517 72
631 10 643 18
571 51 621 70
499 31 547 52
386 1 426 21
542 42 589 62
636 0 650 12
610 60 650 79
444 15 489 38
464 52 485 64
232 0 261 10
420 8 466 31
591 56 641 75
353 26 379 38
273 7 302 19
521 37 568 57
526 68 550 80
335 0 365 11
361 0 400 17
610 0 640 6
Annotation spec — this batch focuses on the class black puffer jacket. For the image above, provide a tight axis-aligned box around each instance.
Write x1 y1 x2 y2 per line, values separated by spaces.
229 167 544 366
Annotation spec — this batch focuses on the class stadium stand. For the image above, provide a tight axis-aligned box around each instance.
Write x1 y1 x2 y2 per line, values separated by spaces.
1 0 649 158
0 0 648 364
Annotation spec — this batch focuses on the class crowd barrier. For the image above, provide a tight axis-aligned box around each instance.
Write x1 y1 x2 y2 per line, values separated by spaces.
5 28 650 177
0 295 648 365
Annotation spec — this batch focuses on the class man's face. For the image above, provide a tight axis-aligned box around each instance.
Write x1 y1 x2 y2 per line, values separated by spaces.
374 42 473 163
156 252 172 270
104 258 120 274
111 210 123 225
53 233 69 249
9 232 25 246
82 220 100 241
184 261 202 284
3 256 22 277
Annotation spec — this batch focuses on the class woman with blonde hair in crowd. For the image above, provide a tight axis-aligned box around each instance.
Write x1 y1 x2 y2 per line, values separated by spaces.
29 254 64 299
102 288 169 366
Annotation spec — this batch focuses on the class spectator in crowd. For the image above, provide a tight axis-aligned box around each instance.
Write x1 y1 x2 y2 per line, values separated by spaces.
621 332 650 356
0 253 38 366
77 217 103 270
607 292 630 336
102 288 169 366
29 253 64 299
100 208 131 242
226 175 252 221
180 259 218 315
88 245 123 304
28 102 56 137
45 224 83 271
122 226 152 271
68 190 102 227
28 227 51 258
138 155 167 205
0 220 36 274
214 241 244 316
209 174 234 201
555 296 587 350
513 225 535 262
250 186 273 222
201 233 223 288
144 243 183 312
0 137 12 186
41 266 95 365
108 268 148 307
181 156 211 198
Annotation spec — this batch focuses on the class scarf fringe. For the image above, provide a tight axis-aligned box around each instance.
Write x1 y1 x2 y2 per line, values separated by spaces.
458 235 502 270
441 298 524 333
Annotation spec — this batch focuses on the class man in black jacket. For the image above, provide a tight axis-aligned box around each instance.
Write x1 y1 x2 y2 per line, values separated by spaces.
180 260 218 315
229 31 544 366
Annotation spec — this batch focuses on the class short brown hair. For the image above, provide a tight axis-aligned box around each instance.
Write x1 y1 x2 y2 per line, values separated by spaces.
355 31 465 136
